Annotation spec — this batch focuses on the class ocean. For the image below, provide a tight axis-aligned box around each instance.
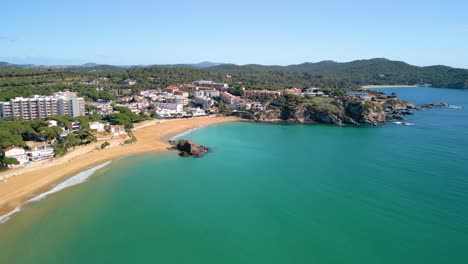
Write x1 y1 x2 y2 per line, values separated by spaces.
0 87 467 263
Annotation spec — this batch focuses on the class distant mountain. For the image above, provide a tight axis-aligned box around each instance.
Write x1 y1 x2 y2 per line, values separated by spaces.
191 61 225 68
81 63 100 67
151 61 226 68
205 58 413 74
0 61 37 69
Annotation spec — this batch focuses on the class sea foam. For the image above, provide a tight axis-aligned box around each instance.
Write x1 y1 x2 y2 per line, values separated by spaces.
393 122 415 126
448 105 463 109
0 161 112 223
170 127 201 140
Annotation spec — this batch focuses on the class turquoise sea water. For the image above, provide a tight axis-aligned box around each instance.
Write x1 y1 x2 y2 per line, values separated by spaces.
0 87 467 263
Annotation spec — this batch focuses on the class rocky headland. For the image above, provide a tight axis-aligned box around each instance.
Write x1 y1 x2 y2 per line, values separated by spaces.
235 96 449 126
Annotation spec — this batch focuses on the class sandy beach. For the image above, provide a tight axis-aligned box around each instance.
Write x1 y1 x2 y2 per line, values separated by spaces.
0 116 238 216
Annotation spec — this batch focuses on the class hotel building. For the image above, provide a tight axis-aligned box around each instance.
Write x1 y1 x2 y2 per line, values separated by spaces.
0 92 85 120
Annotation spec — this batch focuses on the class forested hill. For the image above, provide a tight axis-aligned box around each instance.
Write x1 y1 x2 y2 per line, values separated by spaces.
207 58 468 89
0 59 467 95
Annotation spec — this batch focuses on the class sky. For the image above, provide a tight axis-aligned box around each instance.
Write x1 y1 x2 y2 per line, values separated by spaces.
1 0 468 68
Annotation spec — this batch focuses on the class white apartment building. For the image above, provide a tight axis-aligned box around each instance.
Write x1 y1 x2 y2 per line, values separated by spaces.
154 103 183 112
0 92 85 120
166 96 189 106
192 81 229 91
194 96 214 108
194 90 219 98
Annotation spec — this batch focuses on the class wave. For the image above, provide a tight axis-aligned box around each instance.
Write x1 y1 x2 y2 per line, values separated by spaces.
170 127 201 140
448 105 463 109
0 161 112 223
393 122 415 126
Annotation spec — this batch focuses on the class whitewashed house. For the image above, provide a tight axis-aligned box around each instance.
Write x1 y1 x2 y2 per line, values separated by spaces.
26 145 55 162
3 147 29 165
109 125 126 137
89 121 106 132
45 120 58 127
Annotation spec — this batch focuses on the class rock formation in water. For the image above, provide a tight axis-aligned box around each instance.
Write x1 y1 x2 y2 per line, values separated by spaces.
420 102 449 108
173 139 210 158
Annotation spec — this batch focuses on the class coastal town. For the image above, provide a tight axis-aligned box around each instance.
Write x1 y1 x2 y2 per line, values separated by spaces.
0 75 415 174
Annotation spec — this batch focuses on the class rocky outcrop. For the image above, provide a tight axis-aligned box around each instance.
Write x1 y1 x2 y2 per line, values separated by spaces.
173 140 209 158
246 97 420 126
420 102 449 108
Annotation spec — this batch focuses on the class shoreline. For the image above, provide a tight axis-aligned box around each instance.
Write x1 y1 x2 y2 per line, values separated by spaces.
362 85 420 89
0 116 239 218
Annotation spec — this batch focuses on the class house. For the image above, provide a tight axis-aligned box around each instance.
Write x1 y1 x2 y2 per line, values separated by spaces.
280 88 302 95
184 85 221 95
304 87 320 96
220 92 240 104
192 81 229 91
109 125 126 137
71 121 81 132
252 102 264 111
166 96 189 106
3 147 29 165
194 90 219 98
45 120 58 127
191 108 207 117
163 86 179 94
174 90 189 98
194 95 214 108
346 91 372 101
26 145 55 162
119 79 137 85
89 121 106 132
229 102 252 110
244 89 281 98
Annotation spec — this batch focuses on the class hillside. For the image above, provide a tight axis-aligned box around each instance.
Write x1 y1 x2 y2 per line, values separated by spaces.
207 58 468 89
0 59 467 99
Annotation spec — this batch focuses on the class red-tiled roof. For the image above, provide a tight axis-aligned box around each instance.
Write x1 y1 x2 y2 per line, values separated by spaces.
184 85 215 90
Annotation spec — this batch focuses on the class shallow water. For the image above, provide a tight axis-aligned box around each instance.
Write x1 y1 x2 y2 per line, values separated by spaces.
0 87 467 264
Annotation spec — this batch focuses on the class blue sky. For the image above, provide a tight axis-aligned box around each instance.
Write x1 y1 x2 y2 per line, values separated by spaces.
1 0 468 68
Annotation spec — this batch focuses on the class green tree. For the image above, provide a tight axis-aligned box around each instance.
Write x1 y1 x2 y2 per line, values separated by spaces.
1 157 18 167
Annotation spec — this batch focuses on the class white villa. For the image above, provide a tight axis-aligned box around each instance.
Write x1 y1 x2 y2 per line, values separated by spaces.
89 121 106 132
346 91 372 101
45 120 58 127
3 147 29 165
109 125 126 137
26 145 55 162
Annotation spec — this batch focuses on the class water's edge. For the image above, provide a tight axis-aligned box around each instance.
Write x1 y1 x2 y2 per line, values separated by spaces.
0 161 112 223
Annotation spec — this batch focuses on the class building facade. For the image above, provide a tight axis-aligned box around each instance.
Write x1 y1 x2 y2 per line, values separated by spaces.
3 147 29 165
0 92 85 120
220 92 240 104
154 103 183 111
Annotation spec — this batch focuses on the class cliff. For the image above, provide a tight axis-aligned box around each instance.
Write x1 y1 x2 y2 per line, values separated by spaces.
248 97 417 126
